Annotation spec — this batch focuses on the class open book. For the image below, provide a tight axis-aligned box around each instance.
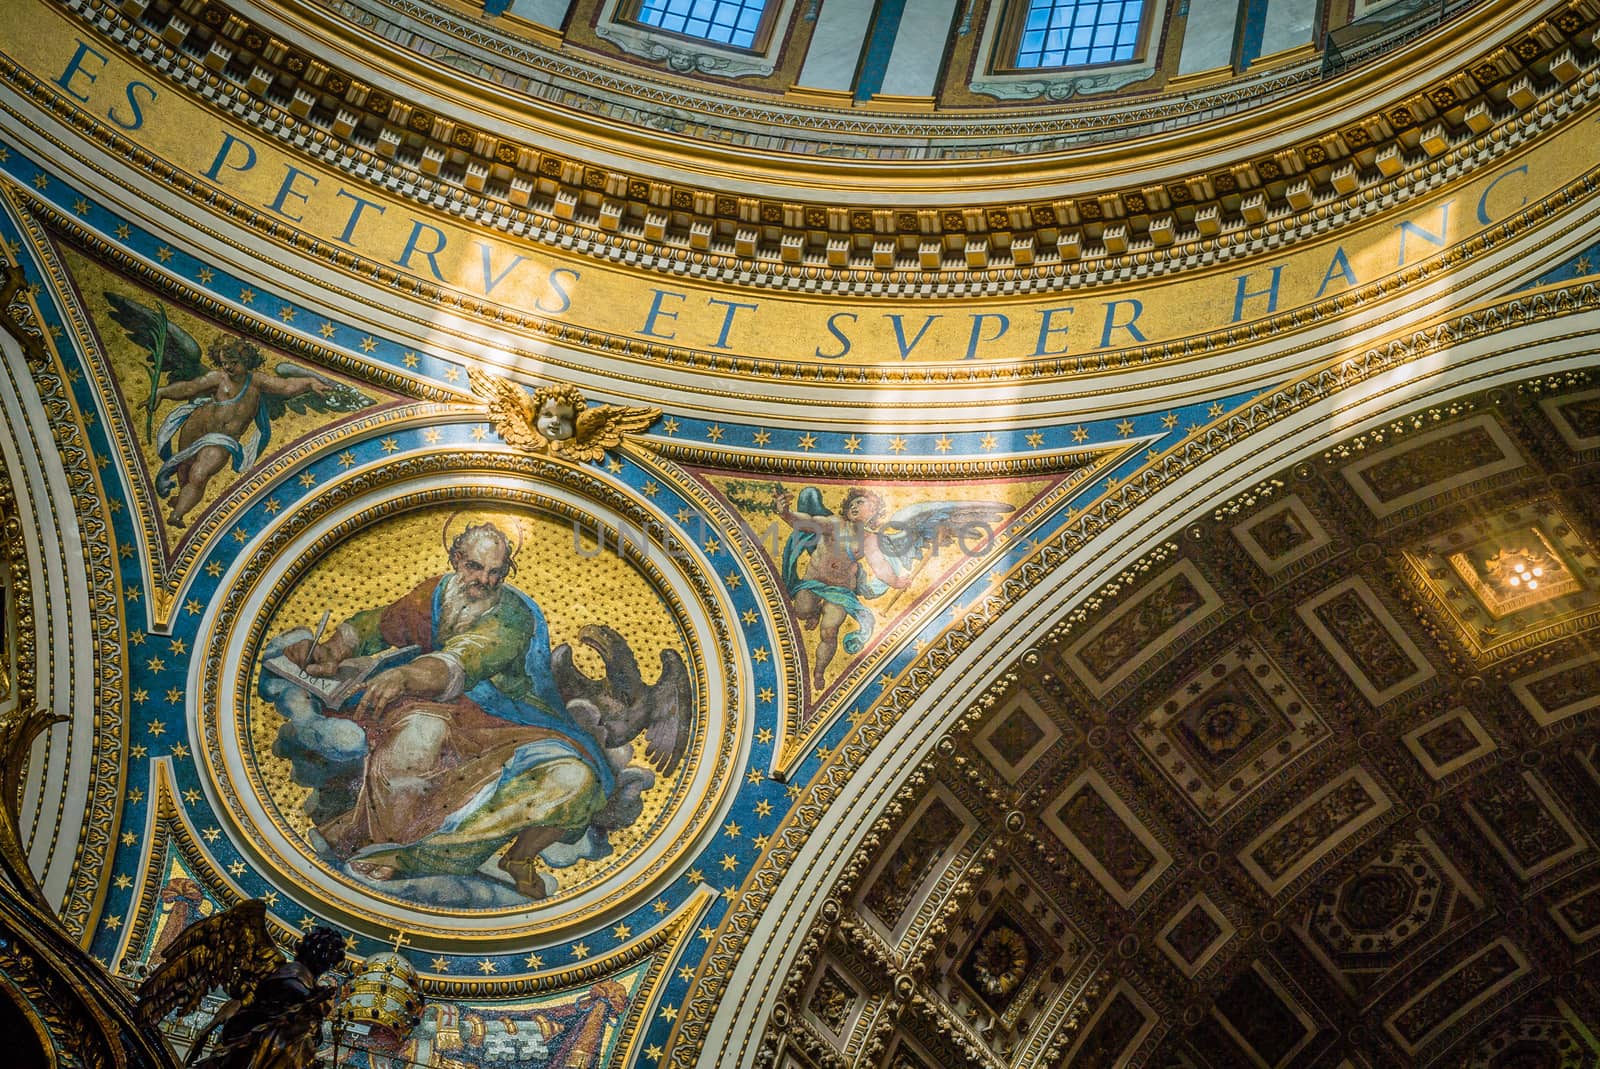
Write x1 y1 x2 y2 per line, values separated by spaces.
261 645 420 708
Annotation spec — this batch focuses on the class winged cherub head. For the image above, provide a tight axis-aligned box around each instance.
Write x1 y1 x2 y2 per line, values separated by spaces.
531 384 586 442
295 926 347 978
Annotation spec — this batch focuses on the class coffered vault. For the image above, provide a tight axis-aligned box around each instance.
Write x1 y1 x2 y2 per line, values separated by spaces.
0 0 1598 1067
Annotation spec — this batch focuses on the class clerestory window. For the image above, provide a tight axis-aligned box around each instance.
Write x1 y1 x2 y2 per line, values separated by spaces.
998 0 1148 71
618 0 776 52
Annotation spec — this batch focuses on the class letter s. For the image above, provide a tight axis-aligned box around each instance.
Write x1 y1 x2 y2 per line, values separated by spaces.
109 80 157 130
815 312 856 359
536 267 579 314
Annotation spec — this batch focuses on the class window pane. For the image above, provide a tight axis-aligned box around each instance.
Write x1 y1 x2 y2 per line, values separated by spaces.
629 0 770 50
1011 0 1145 69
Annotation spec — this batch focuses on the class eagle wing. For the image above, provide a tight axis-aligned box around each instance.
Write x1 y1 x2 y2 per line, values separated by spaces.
467 368 545 452
641 648 694 778
135 899 283 1026
561 403 660 463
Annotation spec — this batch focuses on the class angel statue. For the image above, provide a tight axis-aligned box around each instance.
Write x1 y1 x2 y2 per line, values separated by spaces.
136 899 346 1069
776 486 1014 689
104 292 375 527
468 369 659 462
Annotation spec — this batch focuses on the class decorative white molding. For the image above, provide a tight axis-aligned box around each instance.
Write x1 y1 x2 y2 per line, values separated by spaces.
970 66 1153 101
594 20 775 77
594 0 801 79
969 0 1169 102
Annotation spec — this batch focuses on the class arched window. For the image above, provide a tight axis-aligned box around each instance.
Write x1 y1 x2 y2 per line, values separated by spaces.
619 0 775 51
1000 0 1147 71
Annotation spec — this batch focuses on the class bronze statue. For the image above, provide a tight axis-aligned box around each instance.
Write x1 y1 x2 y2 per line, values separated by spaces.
136 899 345 1068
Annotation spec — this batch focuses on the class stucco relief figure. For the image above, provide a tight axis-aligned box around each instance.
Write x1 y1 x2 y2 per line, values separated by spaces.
775 487 1014 690
264 522 692 904
105 293 374 527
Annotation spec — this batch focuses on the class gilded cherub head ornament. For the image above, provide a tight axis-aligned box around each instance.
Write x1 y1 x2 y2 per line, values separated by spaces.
468 370 659 462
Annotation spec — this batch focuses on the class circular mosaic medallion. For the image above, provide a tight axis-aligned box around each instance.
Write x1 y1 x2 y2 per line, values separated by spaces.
198 475 733 946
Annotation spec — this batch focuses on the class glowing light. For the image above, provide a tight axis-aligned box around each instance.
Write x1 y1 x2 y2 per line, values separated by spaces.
1488 548 1554 593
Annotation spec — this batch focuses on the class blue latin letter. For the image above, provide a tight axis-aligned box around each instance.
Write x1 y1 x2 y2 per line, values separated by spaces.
1476 165 1529 225
815 312 856 359
1315 247 1359 298
1232 266 1283 322
965 313 1009 359
265 165 318 222
1396 203 1451 265
883 314 941 360
393 219 449 282
109 81 156 130
55 41 107 103
638 289 686 339
203 133 257 182
475 242 527 296
334 189 386 245
1099 300 1147 348
707 298 759 349
1033 306 1074 356
537 268 580 314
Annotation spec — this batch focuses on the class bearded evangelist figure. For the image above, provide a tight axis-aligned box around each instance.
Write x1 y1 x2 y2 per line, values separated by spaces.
265 521 692 904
